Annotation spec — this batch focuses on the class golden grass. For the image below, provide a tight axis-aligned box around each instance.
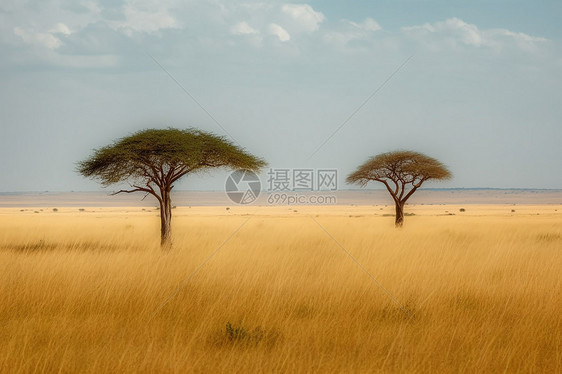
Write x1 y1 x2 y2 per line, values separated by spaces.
0 205 561 373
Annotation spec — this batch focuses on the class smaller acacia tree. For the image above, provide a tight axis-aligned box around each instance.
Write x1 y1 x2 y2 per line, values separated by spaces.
78 128 266 248
347 150 451 227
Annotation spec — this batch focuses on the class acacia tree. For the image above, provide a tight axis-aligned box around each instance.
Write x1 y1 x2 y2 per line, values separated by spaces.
347 150 451 227
78 128 266 248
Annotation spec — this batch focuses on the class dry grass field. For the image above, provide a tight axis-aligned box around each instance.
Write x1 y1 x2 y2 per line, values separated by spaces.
0 204 561 373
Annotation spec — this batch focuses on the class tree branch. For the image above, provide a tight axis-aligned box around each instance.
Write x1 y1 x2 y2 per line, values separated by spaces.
170 165 191 183
135 183 162 204
402 180 424 204
111 183 162 205
164 164 177 186
140 165 159 185
398 180 406 201
147 163 163 188
391 179 399 197
376 178 400 203
413 178 424 188
111 188 147 196
159 164 165 183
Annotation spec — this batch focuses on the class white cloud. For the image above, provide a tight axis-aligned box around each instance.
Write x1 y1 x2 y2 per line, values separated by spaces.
403 18 483 47
441 18 482 46
5 2 551 70
12 25 119 68
323 18 382 48
268 23 290 42
488 29 546 52
281 3 324 32
231 21 259 35
402 18 546 51
13 27 62 49
114 0 181 34
349 18 381 32
50 23 72 35
495 30 545 43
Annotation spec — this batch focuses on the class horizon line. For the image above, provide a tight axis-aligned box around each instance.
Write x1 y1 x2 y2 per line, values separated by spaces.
1 187 561 195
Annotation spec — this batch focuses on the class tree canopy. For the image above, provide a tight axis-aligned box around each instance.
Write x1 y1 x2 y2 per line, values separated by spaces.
347 150 451 226
78 127 266 247
347 150 451 188
78 128 266 190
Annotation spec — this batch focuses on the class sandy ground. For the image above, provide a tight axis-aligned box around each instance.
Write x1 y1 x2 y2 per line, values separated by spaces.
1 189 561 207
2 203 560 218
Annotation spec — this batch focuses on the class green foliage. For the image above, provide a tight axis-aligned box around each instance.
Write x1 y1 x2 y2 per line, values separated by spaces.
225 322 268 346
77 128 266 187
225 322 250 341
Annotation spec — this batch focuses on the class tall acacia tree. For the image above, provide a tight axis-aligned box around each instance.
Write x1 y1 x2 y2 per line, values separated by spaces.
347 151 451 227
78 128 266 248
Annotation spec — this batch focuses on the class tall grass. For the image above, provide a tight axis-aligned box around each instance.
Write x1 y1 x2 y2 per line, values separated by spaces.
0 207 560 373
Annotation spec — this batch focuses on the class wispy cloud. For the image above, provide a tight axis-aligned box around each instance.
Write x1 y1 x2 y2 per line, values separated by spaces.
13 27 63 50
281 3 325 33
50 23 72 36
3 2 551 69
402 18 547 52
350 18 381 32
114 0 181 35
231 21 259 36
268 23 290 42
323 17 383 49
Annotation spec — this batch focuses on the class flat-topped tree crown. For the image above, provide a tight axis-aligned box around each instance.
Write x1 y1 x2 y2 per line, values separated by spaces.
78 128 266 247
347 150 451 227
78 128 265 185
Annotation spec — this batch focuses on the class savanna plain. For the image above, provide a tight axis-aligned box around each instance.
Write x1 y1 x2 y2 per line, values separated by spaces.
0 203 561 373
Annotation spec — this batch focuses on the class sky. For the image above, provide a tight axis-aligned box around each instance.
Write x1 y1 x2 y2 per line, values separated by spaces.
0 0 561 192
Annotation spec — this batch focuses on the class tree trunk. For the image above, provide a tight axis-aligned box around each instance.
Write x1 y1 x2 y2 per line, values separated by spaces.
160 189 172 249
394 201 405 227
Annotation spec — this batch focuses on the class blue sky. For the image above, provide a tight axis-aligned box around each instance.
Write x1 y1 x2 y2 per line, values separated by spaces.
0 0 561 191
